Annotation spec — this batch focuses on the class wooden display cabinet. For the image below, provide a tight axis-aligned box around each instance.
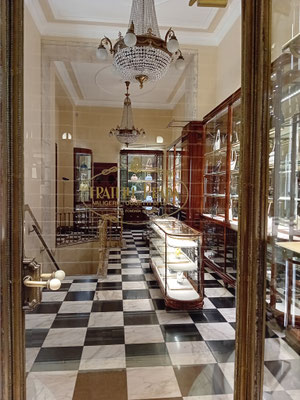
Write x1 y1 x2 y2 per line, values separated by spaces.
166 122 204 225
120 150 163 224
201 89 241 287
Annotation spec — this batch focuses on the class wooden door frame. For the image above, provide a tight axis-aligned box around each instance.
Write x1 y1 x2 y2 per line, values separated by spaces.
0 1 25 399
0 1 271 399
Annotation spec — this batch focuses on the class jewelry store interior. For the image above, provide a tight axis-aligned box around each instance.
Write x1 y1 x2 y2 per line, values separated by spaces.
22 0 300 399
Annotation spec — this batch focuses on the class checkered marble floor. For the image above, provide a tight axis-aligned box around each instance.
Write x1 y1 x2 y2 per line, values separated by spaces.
26 230 300 400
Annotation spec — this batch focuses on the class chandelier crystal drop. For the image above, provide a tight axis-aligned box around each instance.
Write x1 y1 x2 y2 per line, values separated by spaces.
109 81 145 146
97 0 184 89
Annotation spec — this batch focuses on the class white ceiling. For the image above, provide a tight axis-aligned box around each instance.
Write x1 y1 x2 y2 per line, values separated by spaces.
54 54 190 109
26 0 241 110
26 0 241 45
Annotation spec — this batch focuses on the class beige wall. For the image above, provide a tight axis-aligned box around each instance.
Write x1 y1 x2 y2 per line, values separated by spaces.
73 106 173 163
24 6 43 260
216 16 241 105
55 76 75 212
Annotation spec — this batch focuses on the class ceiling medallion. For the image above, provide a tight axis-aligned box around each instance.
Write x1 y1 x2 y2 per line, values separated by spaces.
97 0 185 89
109 81 145 147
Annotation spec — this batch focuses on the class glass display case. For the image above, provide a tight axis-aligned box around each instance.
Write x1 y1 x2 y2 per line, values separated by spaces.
150 217 203 309
266 50 300 347
74 148 92 208
203 109 228 220
120 150 163 205
167 141 182 208
201 90 240 287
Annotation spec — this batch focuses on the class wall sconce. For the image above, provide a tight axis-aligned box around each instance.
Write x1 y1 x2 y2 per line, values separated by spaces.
189 0 228 7
62 132 72 140
156 136 164 144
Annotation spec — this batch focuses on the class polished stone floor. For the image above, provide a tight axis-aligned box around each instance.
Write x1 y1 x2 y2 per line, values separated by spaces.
26 230 300 400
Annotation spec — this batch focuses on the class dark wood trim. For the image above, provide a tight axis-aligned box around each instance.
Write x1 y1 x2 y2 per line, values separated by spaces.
203 88 241 124
234 1 271 399
120 149 163 155
0 0 25 399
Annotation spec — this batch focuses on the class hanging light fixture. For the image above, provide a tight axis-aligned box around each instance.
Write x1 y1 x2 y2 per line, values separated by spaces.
109 81 145 146
97 0 185 89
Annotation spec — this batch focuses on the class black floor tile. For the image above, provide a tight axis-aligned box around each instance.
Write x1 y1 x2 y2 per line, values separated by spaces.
126 343 171 367
85 327 124 346
122 274 145 282
209 297 236 308
265 359 300 390
161 324 203 342
204 280 223 288
123 289 151 299
109 251 121 255
152 299 166 310
65 291 95 301
30 302 62 314
147 280 160 289
121 263 142 268
107 259 121 264
96 282 122 290
72 279 98 283
189 310 227 323
124 311 159 326
32 347 82 371
51 313 90 328
142 267 152 274
92 300 123 312
206 340 235 363
107 269 122 275
122 254 139 259
137 250 149 254
174 364 233 397
25 329 48 348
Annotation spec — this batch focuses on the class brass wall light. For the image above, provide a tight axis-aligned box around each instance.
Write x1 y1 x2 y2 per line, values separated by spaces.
189 0 228 7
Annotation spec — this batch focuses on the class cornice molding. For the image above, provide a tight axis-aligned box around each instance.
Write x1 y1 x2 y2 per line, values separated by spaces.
26 0 241 46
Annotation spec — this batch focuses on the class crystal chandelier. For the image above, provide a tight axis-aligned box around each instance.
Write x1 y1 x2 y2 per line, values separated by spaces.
109 81 145 146
97 0 185 89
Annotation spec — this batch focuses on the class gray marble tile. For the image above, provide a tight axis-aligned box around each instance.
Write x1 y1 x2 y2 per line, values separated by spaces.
88 312 124 327
69 283 97 292
26 348 40 372
125 325 164 344
58 301 93 314
43 328 87 347
123 299 154 312
196 323 236 341
203 298 217 309
41 292 67 302
218 308 236 322
127 366 181 399
98 275 122 282
26 371 78 400
25 314 56 330
149 289 163 299
122 281 148 290
287 390 300 400
167 341 216 365
122 268 144 275
80 344 126 370
156 310 194 325
204 288 234 298
264 338 300 361
94 290 123 301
